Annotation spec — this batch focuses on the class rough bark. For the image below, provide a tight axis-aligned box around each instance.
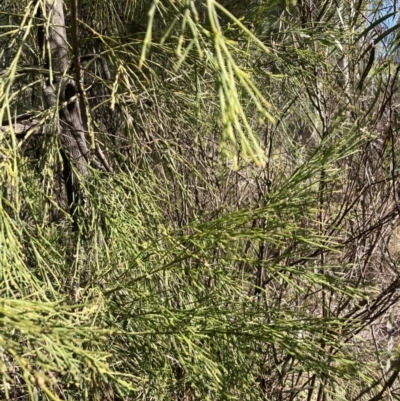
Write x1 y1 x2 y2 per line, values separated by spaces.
38 0 90 220
0 0 112 222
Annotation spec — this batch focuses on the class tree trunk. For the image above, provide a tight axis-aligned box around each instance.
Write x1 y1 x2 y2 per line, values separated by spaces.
38 0 89 222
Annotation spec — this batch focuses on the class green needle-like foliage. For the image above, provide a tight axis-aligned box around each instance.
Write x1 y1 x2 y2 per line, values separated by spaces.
0 0 400 400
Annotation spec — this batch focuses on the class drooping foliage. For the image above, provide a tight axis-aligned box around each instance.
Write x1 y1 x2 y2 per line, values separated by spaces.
1 0 400 400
